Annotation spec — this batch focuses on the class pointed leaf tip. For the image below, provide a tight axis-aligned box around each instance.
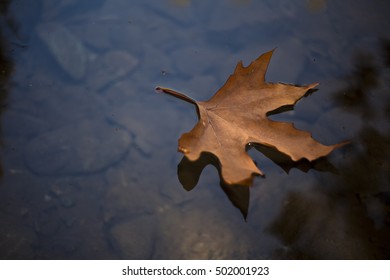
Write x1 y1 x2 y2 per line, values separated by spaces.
332 140 351 149
308 82 319 89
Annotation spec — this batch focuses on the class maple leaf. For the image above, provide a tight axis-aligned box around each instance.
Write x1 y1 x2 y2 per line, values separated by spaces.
157 50 346 186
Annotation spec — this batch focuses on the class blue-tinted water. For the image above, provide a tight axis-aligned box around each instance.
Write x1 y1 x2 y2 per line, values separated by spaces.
0 0 389 259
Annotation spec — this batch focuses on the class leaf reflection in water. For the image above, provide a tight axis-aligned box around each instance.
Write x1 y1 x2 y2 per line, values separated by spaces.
177 145 340 220
178 152 250 219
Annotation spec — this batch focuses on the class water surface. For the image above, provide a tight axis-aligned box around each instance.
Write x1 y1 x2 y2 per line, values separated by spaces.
0 0 389 259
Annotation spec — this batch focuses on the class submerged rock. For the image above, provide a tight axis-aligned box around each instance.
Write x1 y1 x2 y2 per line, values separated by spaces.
25 120 131 176
109 216 155 259
86 50 138 91
0 213 38 259
37 22 87 80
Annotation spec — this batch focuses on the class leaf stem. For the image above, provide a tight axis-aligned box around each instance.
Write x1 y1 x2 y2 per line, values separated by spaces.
155 86 197 106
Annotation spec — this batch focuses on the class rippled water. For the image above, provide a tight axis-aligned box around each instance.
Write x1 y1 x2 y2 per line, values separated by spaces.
0 0 389 259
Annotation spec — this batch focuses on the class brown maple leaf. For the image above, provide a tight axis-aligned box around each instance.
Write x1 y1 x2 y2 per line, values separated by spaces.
157 50 346 186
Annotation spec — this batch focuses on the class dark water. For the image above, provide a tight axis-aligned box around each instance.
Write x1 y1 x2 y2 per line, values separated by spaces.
0 0 389 259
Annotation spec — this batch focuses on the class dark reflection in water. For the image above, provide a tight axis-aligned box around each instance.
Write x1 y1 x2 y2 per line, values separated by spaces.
0 0 14 179
269 42 390 259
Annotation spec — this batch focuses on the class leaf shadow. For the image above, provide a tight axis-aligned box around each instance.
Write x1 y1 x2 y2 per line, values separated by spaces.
178 153 250 219
250 144 339 175
177 146 338 219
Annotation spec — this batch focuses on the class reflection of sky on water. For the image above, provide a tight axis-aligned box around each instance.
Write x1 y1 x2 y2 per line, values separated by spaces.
0 0 389 259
